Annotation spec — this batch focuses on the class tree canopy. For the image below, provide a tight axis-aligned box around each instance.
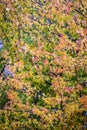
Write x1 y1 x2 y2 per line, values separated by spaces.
0 0 87 129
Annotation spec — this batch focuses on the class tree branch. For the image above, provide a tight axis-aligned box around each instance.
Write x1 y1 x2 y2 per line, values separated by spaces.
74 9 87 18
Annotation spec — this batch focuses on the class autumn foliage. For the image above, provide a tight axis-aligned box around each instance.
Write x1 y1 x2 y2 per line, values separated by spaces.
0 0 87 129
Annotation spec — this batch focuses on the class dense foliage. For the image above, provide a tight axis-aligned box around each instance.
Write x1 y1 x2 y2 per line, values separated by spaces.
0 0 87 129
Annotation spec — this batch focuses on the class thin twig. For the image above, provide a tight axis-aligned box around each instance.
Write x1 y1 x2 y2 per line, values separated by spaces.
74 9 87 18
0 108 33 113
